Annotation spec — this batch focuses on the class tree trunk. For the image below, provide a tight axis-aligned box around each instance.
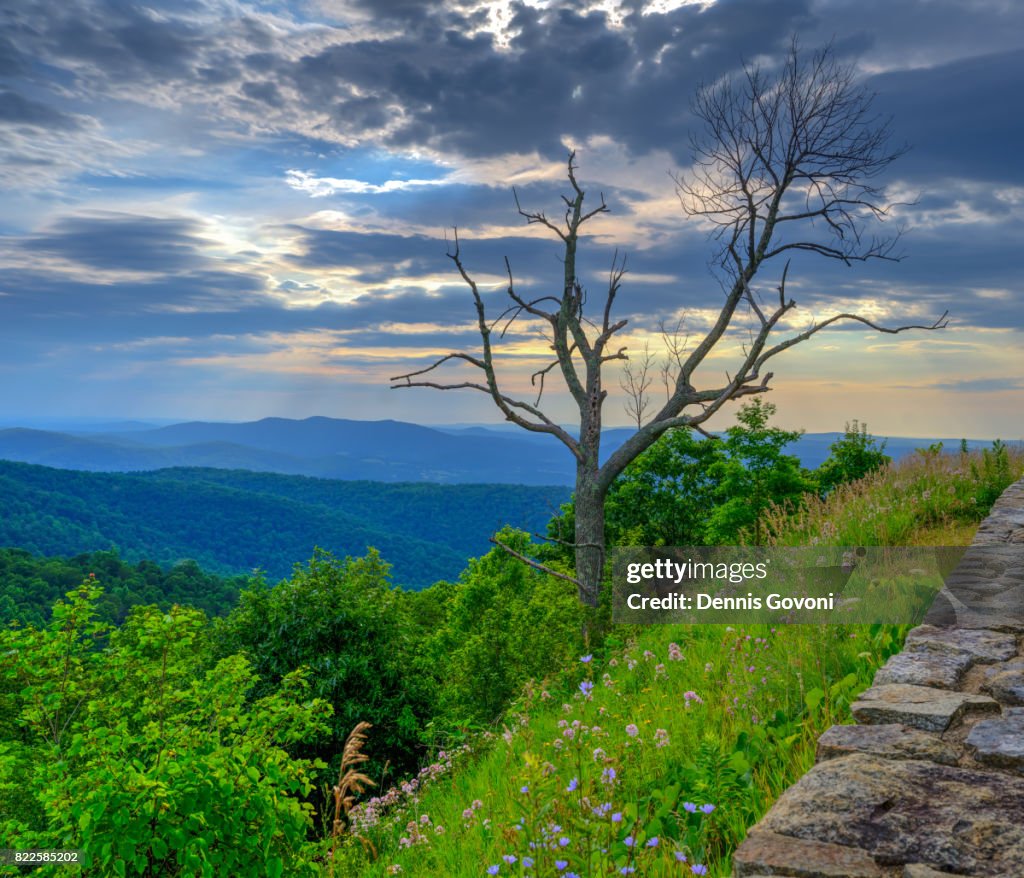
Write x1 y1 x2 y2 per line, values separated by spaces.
574 468 605 607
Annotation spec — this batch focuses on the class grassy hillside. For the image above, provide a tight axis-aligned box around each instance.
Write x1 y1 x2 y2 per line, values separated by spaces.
335 444 1024 877
0 460 568 588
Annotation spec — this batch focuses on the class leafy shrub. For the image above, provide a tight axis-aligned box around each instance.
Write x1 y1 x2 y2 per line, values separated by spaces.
816 421 890 495
0 584 328 877
216 549 435 781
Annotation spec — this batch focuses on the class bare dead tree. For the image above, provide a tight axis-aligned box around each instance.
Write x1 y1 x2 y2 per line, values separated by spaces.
391 42 947 607
621 342 654 429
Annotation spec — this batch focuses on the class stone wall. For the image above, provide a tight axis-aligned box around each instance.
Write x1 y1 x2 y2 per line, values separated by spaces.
732 478 1024 878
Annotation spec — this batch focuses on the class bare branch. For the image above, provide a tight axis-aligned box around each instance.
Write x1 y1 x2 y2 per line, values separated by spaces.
490 537 586 591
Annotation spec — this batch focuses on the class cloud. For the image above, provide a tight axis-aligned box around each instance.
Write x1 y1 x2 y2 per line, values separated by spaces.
20 214 213 273
923 377 1024 393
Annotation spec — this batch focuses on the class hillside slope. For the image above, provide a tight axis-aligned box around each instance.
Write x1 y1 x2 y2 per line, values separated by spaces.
0 461 568 588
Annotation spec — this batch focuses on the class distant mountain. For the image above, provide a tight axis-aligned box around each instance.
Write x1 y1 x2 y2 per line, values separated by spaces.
0 416 1006 486
0 460 569 589
0 418 573 485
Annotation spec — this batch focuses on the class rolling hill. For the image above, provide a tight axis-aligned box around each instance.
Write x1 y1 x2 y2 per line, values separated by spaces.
0 460 569 588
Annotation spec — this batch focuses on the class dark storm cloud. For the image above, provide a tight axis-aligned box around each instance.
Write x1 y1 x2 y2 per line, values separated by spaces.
6 0 1023 182
21 215 212 272
870 50 1024 184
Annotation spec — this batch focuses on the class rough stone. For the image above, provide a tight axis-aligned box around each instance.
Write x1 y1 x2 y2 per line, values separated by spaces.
732 830 882 878
850 684 998 732
965 708 1024 772
755 754 1024 874
903 866 964 878
903 625 1018 663
816 723 958 766
872 648 974 689
982 669 1024 705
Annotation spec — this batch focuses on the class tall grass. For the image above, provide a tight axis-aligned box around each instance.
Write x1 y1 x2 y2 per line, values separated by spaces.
764 442 1024 547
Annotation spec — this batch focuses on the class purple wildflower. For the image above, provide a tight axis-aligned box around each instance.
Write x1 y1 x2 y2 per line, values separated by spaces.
555 861 568 871
580 654 593 663
646 836 659 847
692 866 708 876
683 802 697 813
700 803 715 814
566 777 579 793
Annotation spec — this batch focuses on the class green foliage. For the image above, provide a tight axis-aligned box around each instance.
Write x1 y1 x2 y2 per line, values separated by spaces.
702 400 815 545
0 548 246 628
216 549 434 780
969 439 1013 509
546 401 814 553
428 528 585 728
816 420 890 495
0 585 328 877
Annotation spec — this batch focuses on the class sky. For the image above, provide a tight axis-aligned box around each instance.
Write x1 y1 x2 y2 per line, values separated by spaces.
1 0 1022 438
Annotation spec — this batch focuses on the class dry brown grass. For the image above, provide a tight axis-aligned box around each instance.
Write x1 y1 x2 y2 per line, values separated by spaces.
330 721 376 870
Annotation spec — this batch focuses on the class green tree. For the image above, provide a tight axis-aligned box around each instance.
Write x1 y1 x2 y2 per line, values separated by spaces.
0 584 328 877
705 400 815 544
544 429 727 557
816 420 890 494
216 549 433 780
429 528 584 727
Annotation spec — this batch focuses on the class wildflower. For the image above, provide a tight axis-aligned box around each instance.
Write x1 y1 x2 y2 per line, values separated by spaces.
503 855 517 865
579 680 594 698
434 825 445 834
566 777 579 793
700 803 715 814
462 808 474 820
487 868 499 876
555 861 568 871
522 858 534 868
593 747 606 761
692 866 708 876
559 836 571 848
601 767 617 785
520 785 530 794
683 802 697 813
387 867 402 875
472 799 483 809
625 723 639 737
668 642 684 661
624 836 634 848
654 728 669 748
609 657 619 667
674 851 687 862
542 690 552 700
563 727 576 740
620 868 636 875
611 812 623 823
646 836 659 847
602 673 615 688
580 654 593 663
643 650 655 661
